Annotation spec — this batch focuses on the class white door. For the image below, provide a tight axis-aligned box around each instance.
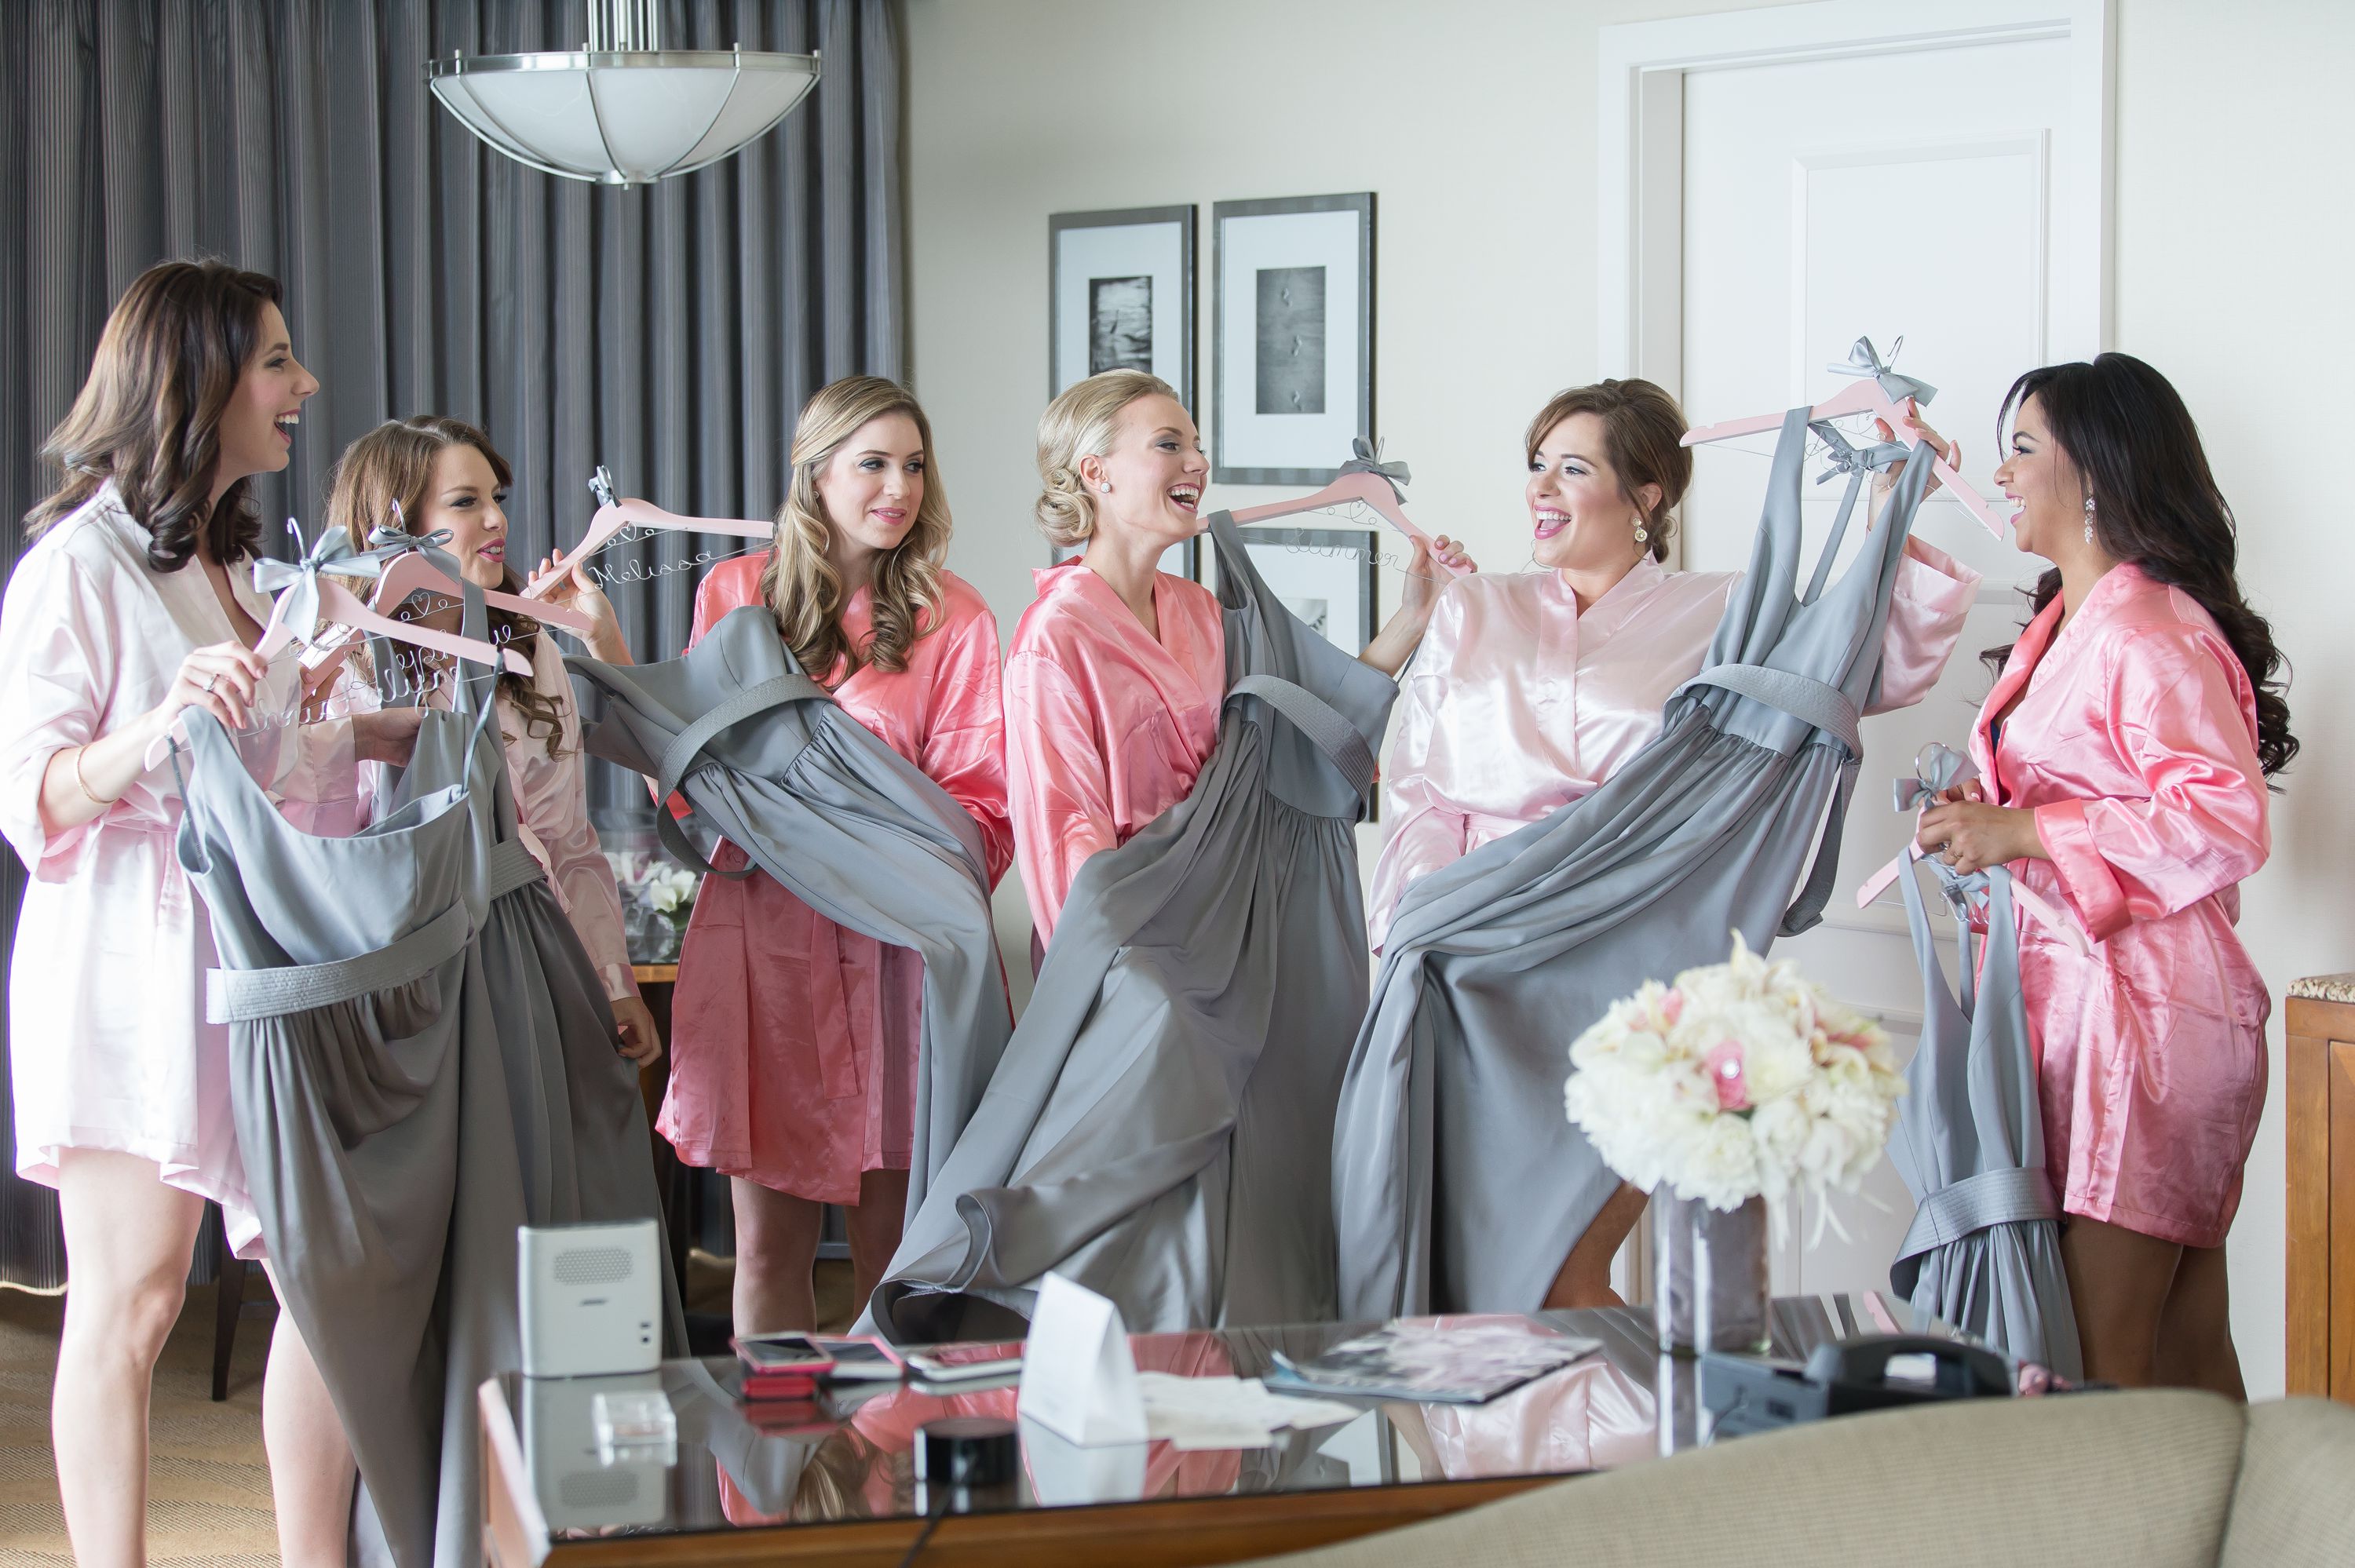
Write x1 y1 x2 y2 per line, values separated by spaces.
1652 9 2105 1297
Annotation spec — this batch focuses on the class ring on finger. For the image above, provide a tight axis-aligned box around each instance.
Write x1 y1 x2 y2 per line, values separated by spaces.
203 672 221 694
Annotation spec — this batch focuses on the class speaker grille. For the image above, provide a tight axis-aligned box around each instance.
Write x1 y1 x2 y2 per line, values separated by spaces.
559 1471 640 1508
552 1246 633 1285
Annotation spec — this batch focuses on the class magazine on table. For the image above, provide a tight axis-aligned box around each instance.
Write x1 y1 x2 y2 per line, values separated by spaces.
1264 1315 1603 1405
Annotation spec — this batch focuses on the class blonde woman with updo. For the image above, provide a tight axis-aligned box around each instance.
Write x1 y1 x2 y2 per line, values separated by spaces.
544 376 1010 1333
1009 370 1468 944
1364 377 1978 1307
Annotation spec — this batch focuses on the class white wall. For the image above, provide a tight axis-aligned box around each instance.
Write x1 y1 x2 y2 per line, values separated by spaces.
904 0 2355 1397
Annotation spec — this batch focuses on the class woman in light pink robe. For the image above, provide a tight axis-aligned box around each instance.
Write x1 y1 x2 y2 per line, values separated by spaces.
1008 370 1469 950
548 377 1010 1335
1366 380 1977 1307
1911 356 2291 1395
0 261 419 1568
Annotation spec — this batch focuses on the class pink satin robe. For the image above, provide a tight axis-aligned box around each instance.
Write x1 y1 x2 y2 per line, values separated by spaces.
1972 563 2270 1249
0 485 363 1255
1003 561 1226 944
1367 540 1981 947
659 559 1012 1204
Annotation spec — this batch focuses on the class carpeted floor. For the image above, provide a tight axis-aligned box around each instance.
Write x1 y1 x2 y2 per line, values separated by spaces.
0 1253 842 1566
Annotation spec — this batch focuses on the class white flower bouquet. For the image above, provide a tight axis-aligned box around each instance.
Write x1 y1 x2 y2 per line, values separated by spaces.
1561 933 1903 1215
605 849 702 962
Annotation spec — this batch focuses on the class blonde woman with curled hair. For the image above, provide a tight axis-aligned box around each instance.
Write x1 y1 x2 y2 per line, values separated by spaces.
1008 370 1470 945
546 375 1011 1333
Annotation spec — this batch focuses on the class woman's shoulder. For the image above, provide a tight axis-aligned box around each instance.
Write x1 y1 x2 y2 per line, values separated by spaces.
696 550 768 605
931 567 999 629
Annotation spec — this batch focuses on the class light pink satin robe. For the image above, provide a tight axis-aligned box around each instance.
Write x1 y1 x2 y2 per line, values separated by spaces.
1973 563 2270 1249
1003 561 1226 944
659 558 1012 1204
1367 540 1981 947
0 486 362 1254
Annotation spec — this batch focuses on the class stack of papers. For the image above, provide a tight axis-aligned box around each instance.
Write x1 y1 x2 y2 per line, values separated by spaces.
1134 1372 1361 1451
1264 1317 1603 1405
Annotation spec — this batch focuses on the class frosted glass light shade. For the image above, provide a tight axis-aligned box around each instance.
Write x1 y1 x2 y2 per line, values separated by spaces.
426 48 820 187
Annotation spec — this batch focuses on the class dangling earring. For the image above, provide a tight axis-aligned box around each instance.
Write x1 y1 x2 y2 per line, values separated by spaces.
2083 494 2096 545
1634 520 1649 547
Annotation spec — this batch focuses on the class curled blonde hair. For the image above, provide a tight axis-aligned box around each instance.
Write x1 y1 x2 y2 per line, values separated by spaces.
1034 369 1178 549
758 376 950 679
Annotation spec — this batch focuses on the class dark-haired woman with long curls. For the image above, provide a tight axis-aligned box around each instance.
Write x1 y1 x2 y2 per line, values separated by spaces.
1904 354 2292 1395
0 261 418 1566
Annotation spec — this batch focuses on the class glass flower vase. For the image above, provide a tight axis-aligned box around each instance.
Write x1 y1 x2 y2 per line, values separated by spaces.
1653 1192 1771 1355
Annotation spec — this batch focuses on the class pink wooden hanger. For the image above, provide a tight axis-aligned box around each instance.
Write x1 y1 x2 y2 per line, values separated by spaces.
367 505 595 635
1854 742 2089 957
144 523 529 770
522 465 772 600
1681 337 2005 538
1224 440 1468 578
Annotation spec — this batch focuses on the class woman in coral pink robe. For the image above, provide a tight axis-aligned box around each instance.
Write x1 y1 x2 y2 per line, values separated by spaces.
1911 356 2291 1395
1010 371 1466 950
550 379 1009 1333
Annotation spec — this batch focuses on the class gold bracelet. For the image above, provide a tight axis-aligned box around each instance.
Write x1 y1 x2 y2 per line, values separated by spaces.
68 745 116 808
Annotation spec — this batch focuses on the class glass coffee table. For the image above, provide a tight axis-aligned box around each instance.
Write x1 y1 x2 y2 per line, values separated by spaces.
480 1292 1956 1566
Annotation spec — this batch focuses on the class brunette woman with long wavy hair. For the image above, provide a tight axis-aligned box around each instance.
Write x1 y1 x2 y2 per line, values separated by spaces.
0 260 418 1568
542 375 1012 1333
325 416 662 1064
1908 353 2293 1395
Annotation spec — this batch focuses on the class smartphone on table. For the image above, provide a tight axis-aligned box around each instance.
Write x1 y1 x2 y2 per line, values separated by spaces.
810 1336 906 1383
732 1332 835 1376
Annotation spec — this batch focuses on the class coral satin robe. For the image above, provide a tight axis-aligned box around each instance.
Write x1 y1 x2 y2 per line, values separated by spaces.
1972 563 2270 1249
659 559 1011 1203
1003 561 1227 945
1367 541 1980 947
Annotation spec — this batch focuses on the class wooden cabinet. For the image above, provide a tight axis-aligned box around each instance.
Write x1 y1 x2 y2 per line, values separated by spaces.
2286 980 2355 1402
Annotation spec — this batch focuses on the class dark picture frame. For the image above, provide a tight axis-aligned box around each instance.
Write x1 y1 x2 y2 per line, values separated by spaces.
1211 193 1375 487
1048 204 1197 406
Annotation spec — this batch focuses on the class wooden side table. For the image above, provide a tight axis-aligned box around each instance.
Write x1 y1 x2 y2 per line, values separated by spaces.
2286 975 2355 1402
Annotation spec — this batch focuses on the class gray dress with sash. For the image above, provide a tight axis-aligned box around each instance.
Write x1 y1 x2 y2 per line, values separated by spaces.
566 605 1013 1219
865 512 1398 1343
1332 409 1937 1318
175 602 675 1568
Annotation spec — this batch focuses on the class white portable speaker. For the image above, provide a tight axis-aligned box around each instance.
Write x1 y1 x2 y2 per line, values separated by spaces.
517 1220 662 1378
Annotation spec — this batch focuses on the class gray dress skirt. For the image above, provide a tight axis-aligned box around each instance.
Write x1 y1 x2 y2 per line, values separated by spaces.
566 605 1014 1220
865 512 1398 1344
173 633 675 1568
1332 408 1938 1319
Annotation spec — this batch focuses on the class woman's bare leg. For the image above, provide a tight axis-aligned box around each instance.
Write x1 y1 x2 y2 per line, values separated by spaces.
2152 1241 2244 1399
258 1261 359 1566
1543 1181 1649 1310
845 1167 911 1322
52 1149 205 1568
2060 1216 2181 1387
730 1177 821 1333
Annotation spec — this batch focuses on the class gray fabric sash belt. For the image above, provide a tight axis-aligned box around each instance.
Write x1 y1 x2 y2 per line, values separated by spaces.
652 670 835 881
1227 672 1378 798
206 899 474 1024
486 838 546 902
1674 663 1864 760
1894 1165 2062 1265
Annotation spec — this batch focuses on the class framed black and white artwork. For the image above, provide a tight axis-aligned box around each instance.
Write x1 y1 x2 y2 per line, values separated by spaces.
1049 205 1196 404
1211 193 1374 487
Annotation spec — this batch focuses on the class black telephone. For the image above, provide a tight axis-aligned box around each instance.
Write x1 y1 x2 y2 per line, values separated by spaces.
1702 1334 2013 1437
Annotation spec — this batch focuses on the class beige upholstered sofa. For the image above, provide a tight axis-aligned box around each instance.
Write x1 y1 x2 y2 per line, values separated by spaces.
1243 1391 2355 1567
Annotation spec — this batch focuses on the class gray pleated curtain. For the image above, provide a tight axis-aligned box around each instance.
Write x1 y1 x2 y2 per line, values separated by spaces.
0 0 904 1289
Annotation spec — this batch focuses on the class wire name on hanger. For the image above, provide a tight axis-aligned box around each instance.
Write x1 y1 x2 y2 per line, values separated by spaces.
566 525 765 590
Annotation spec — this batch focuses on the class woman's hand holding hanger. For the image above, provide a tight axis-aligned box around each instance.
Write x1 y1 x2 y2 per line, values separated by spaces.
1874 413 1958 502
532 547 631 665
1360 534 1476 676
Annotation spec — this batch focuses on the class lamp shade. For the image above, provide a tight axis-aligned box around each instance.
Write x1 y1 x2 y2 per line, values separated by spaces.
426 47 820 187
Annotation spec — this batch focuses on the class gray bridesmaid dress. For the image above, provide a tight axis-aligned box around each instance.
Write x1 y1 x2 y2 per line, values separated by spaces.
866 512 1398 1343
174 593 676 1568
1332 408 1937 1318
566 605 1016 1222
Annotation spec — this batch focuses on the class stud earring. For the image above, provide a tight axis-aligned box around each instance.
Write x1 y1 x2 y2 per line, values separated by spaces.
2083 494 2096 545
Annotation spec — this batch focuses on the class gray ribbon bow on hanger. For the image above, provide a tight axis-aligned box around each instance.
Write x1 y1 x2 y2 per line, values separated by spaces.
365 522 456 558
1897 740 1976 811
1338 436 1411 501
1811 420 1911 487
252 522 390 641
1827 335 1938 406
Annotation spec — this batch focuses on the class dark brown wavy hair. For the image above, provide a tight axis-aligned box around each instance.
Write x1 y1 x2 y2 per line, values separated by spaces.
324 416 567 756
1984 353 2296 778
24 260 283 569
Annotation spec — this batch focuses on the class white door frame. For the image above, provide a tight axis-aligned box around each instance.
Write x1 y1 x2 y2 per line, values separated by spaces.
1596 0 2115 403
